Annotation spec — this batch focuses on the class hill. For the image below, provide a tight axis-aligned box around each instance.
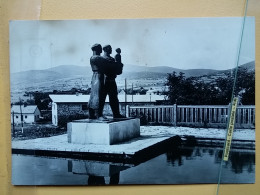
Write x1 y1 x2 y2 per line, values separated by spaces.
11 61 255 88
11 70 64 84
123 64 220 77
47 65 91 77
195 61 255 84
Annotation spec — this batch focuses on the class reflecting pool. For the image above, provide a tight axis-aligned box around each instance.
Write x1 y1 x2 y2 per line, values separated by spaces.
12 146 255 185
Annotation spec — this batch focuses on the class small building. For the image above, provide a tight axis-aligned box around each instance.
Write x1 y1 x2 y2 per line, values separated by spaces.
11 105 41 124
49 94 165 126
49 94 88 126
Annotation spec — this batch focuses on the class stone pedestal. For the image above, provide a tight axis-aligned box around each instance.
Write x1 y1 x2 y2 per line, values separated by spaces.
67 118 140 145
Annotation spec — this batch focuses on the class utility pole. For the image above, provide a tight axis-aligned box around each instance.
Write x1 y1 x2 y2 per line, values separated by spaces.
125 78 127 116
12 111 15 138
19 98 24 134
132 83 133 104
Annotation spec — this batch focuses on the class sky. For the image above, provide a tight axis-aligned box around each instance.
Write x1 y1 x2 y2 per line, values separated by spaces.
9 17 255 73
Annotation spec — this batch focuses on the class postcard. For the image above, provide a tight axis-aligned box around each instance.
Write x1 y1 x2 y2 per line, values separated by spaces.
10 17 255 185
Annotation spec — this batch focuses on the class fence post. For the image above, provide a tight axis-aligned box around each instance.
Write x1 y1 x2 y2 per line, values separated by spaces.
173 104 177 126
126 105 129 117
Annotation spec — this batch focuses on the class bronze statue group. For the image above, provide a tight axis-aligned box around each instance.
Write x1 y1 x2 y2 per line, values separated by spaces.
88 43 124 120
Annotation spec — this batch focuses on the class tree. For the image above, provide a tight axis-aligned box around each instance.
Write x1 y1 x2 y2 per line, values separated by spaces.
34 92 51 110
215 67 255 105
165 72 196 104
165 67 255 105
237 68 255 104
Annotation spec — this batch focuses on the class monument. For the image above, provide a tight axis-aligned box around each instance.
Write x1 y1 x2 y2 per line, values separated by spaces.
67 44 140 145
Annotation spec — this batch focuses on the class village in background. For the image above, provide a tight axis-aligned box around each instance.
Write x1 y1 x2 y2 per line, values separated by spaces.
10 60 255 140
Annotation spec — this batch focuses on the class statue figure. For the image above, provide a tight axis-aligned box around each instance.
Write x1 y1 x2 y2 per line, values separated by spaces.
100 45 124 118
88 44 106 120
115 48 121 62
115 48 123 75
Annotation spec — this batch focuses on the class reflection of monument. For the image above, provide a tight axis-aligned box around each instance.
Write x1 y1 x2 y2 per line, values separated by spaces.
67 44 140 145
68 160 131 185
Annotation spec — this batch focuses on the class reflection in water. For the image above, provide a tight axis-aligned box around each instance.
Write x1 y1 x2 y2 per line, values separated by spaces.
109 173 120 185
166 146 255 176
67 159 130 185
214 150 255 174
230 152 255 174
88 176 105 185
166 147 193 166
12 146 255 185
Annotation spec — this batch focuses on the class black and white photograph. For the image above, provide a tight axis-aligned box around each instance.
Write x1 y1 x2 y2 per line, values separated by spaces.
10 17 255 185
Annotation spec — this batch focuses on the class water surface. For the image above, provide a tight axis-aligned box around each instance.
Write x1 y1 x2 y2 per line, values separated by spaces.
12 146 255 185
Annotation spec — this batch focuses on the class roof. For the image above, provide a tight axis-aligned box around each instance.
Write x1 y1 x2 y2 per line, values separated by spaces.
49 94 89 103
49 94 165 103
11 105 38 114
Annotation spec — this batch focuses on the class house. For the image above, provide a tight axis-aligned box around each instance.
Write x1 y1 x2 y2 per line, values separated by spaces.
11 105 41 124
49 94 165 126
49 94 88 126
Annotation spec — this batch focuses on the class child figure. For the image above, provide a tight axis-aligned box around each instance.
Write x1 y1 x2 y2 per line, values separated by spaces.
115 48 123 75
115 48 121 63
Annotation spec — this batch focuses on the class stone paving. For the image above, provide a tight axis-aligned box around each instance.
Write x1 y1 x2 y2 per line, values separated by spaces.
12 133 170 155
12 126 255 155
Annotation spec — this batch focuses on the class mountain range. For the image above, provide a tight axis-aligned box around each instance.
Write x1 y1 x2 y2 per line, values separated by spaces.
11 61 255 85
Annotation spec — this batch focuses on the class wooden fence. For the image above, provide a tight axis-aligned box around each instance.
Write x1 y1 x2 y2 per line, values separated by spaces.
126 104 255 128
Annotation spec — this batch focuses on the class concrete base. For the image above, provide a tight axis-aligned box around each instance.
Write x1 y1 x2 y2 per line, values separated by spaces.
67 118 140 145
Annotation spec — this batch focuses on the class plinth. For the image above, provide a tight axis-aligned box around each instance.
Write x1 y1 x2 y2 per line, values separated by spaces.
67 118 140 145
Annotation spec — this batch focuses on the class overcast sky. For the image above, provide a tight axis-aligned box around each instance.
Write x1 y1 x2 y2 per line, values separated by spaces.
9 17 255 73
